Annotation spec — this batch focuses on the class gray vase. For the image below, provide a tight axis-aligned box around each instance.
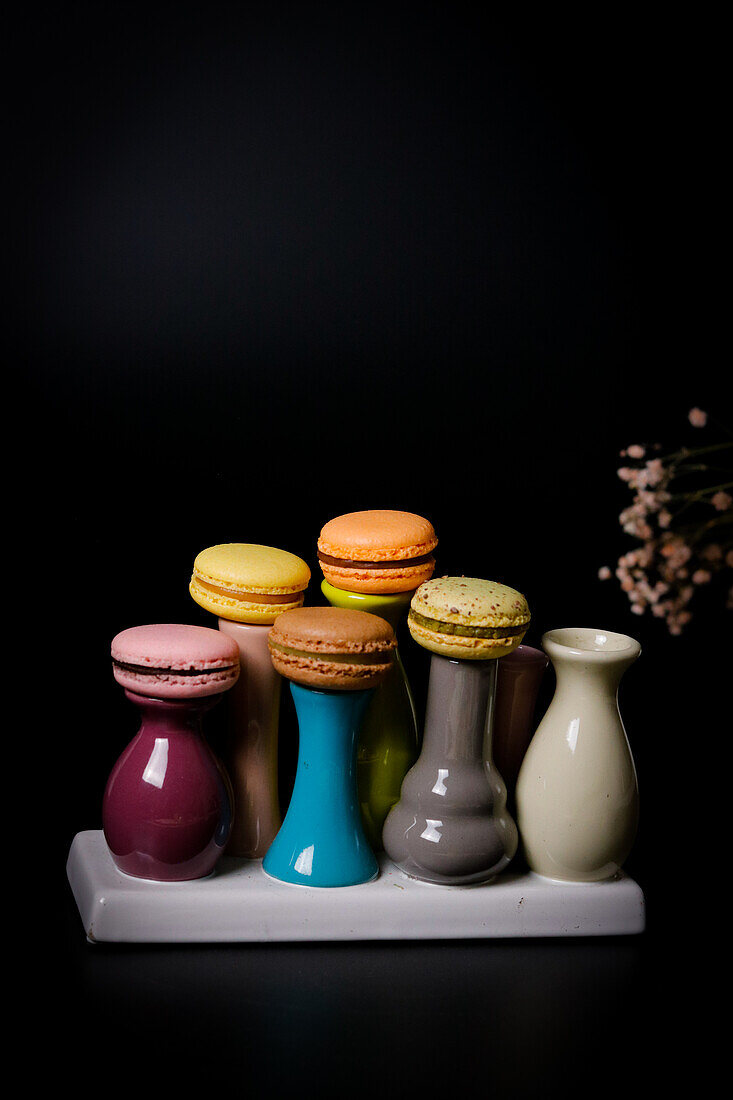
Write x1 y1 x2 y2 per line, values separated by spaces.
382 654 518 885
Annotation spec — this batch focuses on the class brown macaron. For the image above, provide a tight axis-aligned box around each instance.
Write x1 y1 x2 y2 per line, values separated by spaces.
268 607 396 690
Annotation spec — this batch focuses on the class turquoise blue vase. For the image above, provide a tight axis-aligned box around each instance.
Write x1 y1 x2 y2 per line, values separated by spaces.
262 683 379 887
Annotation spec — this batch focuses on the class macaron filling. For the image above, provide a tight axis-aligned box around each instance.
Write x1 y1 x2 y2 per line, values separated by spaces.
193 577 304 603
268 641 392 665
318 551 435 570
409 611 529 639
113 659 237 677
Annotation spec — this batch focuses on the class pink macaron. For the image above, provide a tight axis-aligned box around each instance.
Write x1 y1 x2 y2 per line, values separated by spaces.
111 624 240 699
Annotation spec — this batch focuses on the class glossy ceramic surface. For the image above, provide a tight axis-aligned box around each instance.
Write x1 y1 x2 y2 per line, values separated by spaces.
382 654 518 885
493 644 549 808
321 580 419 849
262 684 379 888
103 691 233 881
217 618 282 858
515 628 640 882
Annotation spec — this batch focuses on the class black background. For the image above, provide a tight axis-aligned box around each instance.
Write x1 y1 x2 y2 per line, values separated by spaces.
14 4 728 1096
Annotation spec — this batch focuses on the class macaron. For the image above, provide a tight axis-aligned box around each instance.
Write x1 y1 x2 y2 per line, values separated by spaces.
408 577 531 660
317 510 438 594
268 607 397 690
111 624 240 699
189 543 311 624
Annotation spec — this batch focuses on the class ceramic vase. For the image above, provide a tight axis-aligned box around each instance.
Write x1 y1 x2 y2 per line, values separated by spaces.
321 580 419 849
262 683 379 887
103 691 233 881
515 628 640 882
493 644 549 812
216 618 282 858
382 654 517 885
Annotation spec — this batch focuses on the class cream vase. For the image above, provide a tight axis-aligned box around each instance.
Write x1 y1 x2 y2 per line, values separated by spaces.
515 628 640 882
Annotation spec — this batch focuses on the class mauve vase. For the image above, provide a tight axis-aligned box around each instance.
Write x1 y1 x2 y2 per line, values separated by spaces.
493 644 549 809
103 691 233 881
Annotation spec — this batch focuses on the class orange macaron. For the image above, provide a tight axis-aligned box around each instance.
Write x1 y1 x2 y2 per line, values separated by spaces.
317 510 438 594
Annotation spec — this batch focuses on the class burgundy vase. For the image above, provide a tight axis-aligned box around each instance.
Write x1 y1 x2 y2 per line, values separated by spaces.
103 691 233 881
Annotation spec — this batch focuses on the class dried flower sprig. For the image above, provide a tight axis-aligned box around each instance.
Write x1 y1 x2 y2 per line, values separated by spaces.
598 408 733 634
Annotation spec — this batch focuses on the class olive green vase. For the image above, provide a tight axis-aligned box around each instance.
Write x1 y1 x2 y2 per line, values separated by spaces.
321 579 420 849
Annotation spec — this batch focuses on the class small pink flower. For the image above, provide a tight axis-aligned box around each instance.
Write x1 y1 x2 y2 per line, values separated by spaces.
711 491 732 512
658 510 672 528
688 407 708 427
660 537 692 567
644 459 665 487
692 569 711 584
626 444 646 459
638 490 664 510
617 467 634 482
598 566 612 580
701 543 723 561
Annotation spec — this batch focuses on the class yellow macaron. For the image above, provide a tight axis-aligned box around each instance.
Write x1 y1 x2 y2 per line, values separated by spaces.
408 576 531 660
190 543 311 624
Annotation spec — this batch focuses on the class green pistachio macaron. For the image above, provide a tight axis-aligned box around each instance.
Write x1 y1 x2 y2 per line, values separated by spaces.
408 576 531 660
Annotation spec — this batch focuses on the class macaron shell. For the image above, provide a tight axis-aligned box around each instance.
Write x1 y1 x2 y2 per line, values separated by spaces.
319 557 435 594
190 543 310 624
407 613 528 661
270 606 396 654
317 510 438 562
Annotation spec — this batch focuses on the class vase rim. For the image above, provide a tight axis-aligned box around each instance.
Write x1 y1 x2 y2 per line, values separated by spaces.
542 627 641 662
500 643 549 667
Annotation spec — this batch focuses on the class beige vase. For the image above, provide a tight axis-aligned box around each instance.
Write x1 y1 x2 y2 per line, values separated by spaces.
515 628 640 882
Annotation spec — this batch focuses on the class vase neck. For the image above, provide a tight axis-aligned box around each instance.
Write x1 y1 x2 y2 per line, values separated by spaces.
124 690 214 735
423 655 497 761
543 629 640 694
320 580 411 631
290 683 372 758
550 654 636 695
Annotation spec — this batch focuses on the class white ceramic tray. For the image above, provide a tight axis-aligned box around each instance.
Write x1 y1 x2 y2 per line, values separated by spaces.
67 830 645 943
